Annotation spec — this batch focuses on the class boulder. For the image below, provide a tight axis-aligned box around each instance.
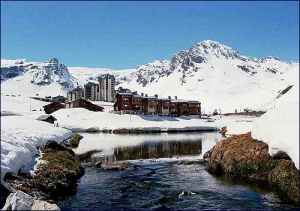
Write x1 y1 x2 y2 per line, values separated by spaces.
206 133 299 204
42 140 75 156
1 182 16 208
2 190 60 210
31 200 60 210
94 161 102 168
100 161 129 171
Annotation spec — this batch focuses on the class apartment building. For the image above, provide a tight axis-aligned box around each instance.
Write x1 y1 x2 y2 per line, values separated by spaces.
99 74 115 102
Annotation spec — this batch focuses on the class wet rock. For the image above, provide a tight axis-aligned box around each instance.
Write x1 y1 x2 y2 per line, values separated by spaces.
203 149 212 160
1 182 16 208
42 140 74 156
219 126 227 137
100 161 129 171
68 134 83 148
11 146 84 202
2 190 60 210
31 199 60 210
207 133 299 204
94 161 102 168
43 140 66 151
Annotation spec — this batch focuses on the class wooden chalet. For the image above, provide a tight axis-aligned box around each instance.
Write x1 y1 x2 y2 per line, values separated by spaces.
52 95 67 103
157 97 171 116
43 102 65 114
36 114 57 124
132 94 143 114
188 101 201 115
66 99 104 112
142 94 158 115
114 93 132 114
176 100 189 116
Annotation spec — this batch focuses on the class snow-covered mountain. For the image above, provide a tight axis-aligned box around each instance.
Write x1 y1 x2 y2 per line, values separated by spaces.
70 40 298 113
1 40 298 113
1 58 76 97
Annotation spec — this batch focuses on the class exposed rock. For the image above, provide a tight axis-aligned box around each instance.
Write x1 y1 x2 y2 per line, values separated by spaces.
94 161 102 168
42 140 74 156
68 134 83 148
1 182 16 208
2 190 60 210
100 161 129 171
203 149 212 161
11 145 84 201
77 149 101 162
219 126 227 137
31 199 60 210
48 58 59 64
206 133 299 204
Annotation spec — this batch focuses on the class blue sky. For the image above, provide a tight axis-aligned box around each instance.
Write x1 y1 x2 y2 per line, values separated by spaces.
1 1 299 69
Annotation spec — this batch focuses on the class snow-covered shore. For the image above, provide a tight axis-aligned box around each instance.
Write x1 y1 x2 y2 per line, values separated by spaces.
1 116 73 181
252 83 299 170
53 107 258 133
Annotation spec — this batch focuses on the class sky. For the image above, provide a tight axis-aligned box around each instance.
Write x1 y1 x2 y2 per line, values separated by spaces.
1 1 299 69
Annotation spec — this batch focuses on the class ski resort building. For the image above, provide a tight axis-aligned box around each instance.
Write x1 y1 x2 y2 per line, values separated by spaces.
113 93 201 116
66 98 104 112
43 102 66 114
99 74 115 102
84 82 100 101
67 87 84 102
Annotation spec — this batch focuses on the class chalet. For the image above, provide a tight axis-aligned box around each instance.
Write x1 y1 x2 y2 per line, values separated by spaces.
142 94 158 115
66 99 104 112
113 93 132 114
157 96 171 116
132 94 143 114
36 114 57 124
170 100 178 116
175 100 189 116
43 102 65 114
188 101 201 115
52 95 67 103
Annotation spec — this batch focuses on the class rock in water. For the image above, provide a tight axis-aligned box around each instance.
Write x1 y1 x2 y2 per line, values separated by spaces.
2 190 60 210
206 133 299 204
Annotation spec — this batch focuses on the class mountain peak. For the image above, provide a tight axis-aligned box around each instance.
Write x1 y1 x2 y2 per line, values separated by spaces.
189 40 247 61
48 58 59 64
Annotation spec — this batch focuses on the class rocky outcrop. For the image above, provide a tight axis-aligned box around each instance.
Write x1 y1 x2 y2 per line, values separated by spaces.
2 190 59 210
68 134 83 148
1 183 16 208
11 141 84 201
206 133 299 204
1 58 75 89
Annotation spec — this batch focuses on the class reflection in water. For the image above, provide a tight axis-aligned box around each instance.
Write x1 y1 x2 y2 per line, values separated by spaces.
114 140 202 160
74 132 221 161
59 132 298 210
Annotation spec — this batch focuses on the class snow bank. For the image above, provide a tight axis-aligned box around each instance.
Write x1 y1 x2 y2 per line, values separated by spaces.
1 116 73 181
53 108 229 132
252 83 299 170
226 119 254 135
1 94 48 116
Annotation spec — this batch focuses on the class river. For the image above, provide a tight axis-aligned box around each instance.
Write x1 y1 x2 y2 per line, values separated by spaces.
59 132 297 210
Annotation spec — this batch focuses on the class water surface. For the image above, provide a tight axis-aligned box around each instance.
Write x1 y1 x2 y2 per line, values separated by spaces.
59 132 297 210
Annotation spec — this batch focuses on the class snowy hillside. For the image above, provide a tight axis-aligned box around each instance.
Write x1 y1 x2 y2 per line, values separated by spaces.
70 40 298 113
68 67 134 87
1 40 298 113
1 58 76 97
